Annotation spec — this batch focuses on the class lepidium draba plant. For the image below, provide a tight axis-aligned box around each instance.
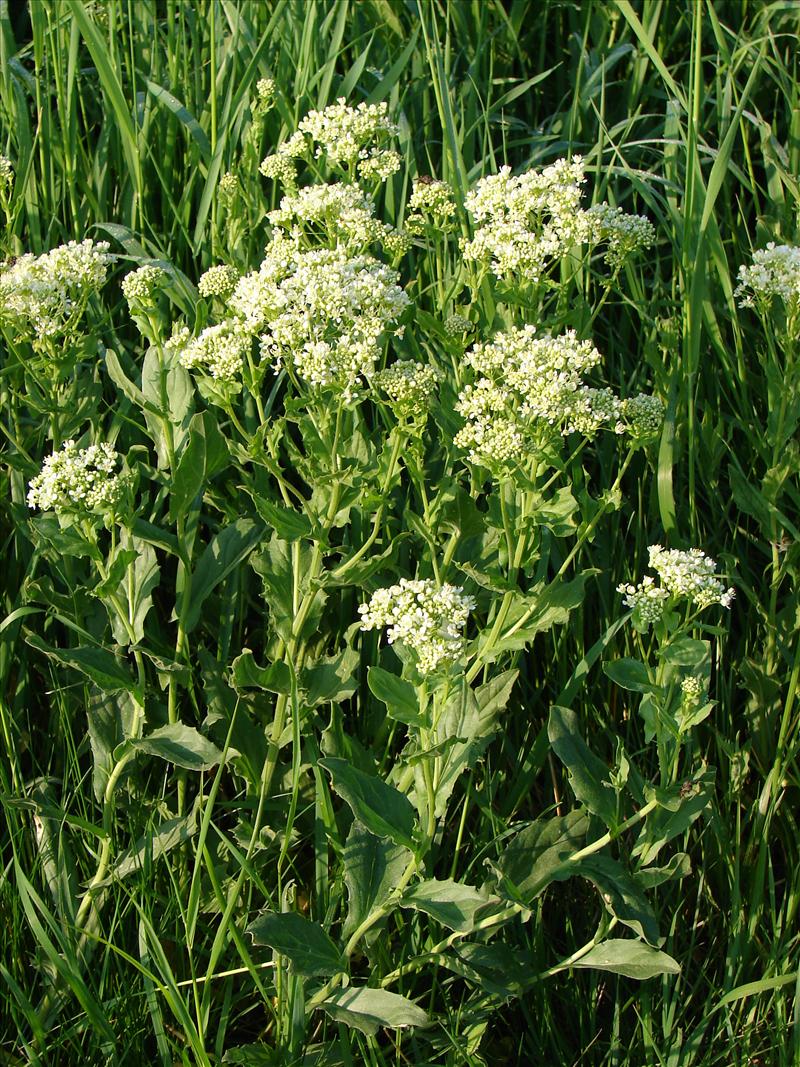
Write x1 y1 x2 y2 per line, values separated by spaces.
9 89 733 1062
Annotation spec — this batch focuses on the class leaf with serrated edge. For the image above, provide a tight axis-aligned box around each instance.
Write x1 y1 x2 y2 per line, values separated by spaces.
247 912 344 977
319 757 416 849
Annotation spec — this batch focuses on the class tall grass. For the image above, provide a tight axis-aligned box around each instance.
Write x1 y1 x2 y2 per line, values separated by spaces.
1 1 799 1063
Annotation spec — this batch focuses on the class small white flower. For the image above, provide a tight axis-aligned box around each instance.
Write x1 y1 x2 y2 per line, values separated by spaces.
587 202 655 269
648 545 735 609
198 264 239 299
735 243 800 316
179 319 251 380
298 98 399 166
121 264 167 308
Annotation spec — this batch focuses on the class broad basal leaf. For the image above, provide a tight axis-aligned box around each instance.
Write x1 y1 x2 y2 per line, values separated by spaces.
368 666 423 727
495 810 589 902
580 854 660 945
401 878 499 933
26 634 140 696
230 650 292 695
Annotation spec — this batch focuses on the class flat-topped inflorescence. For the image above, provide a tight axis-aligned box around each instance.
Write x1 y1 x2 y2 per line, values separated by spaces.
735 243 800 318
0 239 112 344
27 440 123 514
619 546 734 629
359 578 476 674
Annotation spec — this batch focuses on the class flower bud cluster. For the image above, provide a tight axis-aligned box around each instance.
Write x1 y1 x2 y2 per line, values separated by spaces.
461 157 589 282
121 264 167 310
298 98 399 167
0 239 112 344
734 243 800 316
358 150 402 182
373 360 438 420
198 264 239 299
617 393 664 442
27 440 123 514
616 575 670 627
0 155 13 193
587 203 655 270
680 675 704 706
259 153 298 187
218 171 239 208
444 312 472 336
359 578 475 674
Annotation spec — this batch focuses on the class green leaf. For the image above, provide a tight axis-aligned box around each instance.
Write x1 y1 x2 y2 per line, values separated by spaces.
302 647 359 707
658 638 709 668
489 575 588 658
87 688 139 800
131 723 224 770
252 496 314 542
319 757 416 849
572 940 680 980
431 670 517 817
495 810 589 902
107 535 160 646
603 658 654 693
636 852 691 889
29 513 101 561
342 822 411 940
633 770 715 865
102 811 197 885
230 650 292 695
401 878 498 933
368 667 423 727
548 706 617 827
580 855 660 945
26 634 140 695
169 412 220 522
247 912 344 978
317 987 429 1035
182 519 265 634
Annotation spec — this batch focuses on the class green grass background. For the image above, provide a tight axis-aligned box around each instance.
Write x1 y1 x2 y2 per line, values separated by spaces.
1 0 799 1063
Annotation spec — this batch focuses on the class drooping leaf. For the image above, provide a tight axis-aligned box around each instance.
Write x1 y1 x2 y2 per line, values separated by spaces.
488 575 588 658
247 911 344 977
26 634 140 696
580 855 660 945
317 987 429 1035
28 513 102 561
131 723 224 770
342 822 411 940
572 940 680 980
368 667 423 727
548 706 617 827
230 650 292 695
319 757 416 849
401 878 498 933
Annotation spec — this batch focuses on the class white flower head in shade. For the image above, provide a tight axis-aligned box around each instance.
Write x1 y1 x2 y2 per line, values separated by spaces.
587 202 655 270
179 319 251 381
735 243 800 316
359 578 476 674
27 440 123 514
0 239 111 344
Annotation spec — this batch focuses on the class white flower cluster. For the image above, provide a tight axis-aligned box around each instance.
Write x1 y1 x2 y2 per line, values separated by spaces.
121 264 167 308
0 155 13 192
198 264 239 299
648 545 735 609
359 578 475 674
0 239 111 344
276 131 307 159
406 177 457 233
454 326 623 467
178 319 252 380
256 77 275 106
227 234 299 332
298 98 399 167
358 150 402 182
680 675 704 705
267 182 399 250
587 203 655 270
461 157 588 282
373 360 438 420
735 243 800 315
218 171 239 207
27 440 123 514
258 250 410 400
259 153 298 187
